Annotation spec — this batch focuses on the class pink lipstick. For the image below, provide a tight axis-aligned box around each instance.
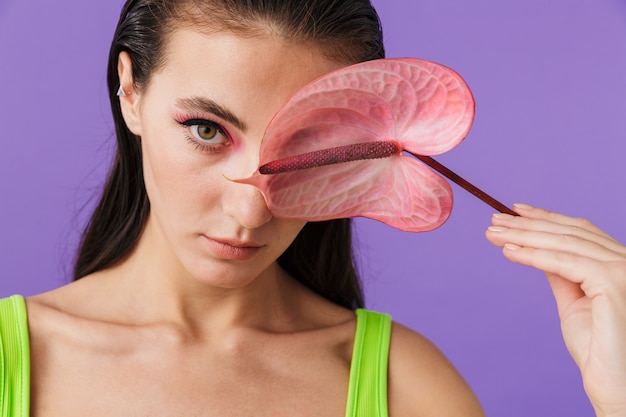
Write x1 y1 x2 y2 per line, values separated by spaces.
202 236 264 261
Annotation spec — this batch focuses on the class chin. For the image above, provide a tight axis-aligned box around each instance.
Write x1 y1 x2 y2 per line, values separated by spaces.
183 258 277 290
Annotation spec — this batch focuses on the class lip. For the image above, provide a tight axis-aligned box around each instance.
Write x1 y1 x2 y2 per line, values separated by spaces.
201 236 264 261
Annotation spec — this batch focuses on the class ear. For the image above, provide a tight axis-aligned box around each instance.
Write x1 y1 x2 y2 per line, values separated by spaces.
117 51 143 136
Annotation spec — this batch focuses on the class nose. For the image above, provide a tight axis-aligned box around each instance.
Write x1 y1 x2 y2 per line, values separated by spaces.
221 178 273 230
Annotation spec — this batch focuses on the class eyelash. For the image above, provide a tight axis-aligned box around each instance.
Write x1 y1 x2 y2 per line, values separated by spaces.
175 116 231 153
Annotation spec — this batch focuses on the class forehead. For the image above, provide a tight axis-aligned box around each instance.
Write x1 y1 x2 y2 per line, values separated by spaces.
147 29 345 134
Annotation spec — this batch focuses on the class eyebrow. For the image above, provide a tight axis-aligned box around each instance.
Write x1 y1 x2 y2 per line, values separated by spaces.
176 97 247 132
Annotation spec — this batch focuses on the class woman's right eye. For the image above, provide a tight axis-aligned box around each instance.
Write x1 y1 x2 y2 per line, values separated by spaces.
179 118 231 152
194 124 220 141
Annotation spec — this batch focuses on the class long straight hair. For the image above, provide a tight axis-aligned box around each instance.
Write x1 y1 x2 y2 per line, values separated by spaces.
73 0 385 310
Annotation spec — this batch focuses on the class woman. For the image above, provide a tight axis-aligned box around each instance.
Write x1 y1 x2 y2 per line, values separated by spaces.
0 0 624 416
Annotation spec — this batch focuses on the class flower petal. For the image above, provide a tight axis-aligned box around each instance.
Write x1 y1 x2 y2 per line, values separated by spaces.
235 58 474 232
238 154 451 232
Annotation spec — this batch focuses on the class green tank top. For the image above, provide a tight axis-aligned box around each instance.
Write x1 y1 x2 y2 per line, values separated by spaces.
0 296 390 417
0 295 30 417
346 308 392 417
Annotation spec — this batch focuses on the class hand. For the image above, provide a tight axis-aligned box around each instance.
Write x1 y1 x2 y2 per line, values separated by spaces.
485 204 626 417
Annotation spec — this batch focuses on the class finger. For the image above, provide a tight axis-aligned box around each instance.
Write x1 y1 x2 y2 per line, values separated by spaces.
512 204 620 243
486 226 625 263
500 244 624 295
490 212 626 256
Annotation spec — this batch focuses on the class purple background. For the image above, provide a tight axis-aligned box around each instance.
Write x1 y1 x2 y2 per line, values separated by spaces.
1 0 625 415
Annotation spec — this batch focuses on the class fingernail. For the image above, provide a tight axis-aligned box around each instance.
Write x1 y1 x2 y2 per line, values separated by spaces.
513 203 533 210
493 213 514 220
488 226 508 232
504 243 521 251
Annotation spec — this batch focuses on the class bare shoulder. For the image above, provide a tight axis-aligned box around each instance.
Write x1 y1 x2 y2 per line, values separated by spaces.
26 279 92 324
388 322 485 417
26 284 96 346
25 275 128 348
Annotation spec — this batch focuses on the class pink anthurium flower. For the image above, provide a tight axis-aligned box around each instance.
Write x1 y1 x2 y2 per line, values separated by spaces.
235 58 514 232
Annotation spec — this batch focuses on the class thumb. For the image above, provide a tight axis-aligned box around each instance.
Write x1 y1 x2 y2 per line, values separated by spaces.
545 273 585 319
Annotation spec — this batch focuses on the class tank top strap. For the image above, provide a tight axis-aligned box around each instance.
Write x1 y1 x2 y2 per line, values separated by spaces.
0 295 30 417
345 308 392 417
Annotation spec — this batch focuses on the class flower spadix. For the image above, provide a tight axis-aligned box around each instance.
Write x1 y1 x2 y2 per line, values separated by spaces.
234 58 475 232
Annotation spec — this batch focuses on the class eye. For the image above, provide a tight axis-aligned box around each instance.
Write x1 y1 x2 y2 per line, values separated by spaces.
178 118 231 152
185 119 228 144
195 124 219 141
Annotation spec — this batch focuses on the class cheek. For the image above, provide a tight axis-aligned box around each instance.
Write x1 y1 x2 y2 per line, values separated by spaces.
142 131 187 199
140 126 224 215
276 220 307 248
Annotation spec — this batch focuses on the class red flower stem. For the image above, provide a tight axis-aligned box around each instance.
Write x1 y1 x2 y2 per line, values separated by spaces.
407 151 519 216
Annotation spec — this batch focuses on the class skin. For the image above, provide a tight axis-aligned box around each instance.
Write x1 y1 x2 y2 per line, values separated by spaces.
487 204 626 417
25 29 485 416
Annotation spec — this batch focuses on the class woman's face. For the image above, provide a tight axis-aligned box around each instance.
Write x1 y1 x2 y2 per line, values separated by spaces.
121 29 345 287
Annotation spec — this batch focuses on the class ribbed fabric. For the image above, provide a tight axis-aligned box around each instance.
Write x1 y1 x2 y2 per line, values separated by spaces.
345 309 391 417
0 295 30 417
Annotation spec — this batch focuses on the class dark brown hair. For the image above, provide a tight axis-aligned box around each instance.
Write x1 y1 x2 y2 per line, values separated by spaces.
73 0 385 310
